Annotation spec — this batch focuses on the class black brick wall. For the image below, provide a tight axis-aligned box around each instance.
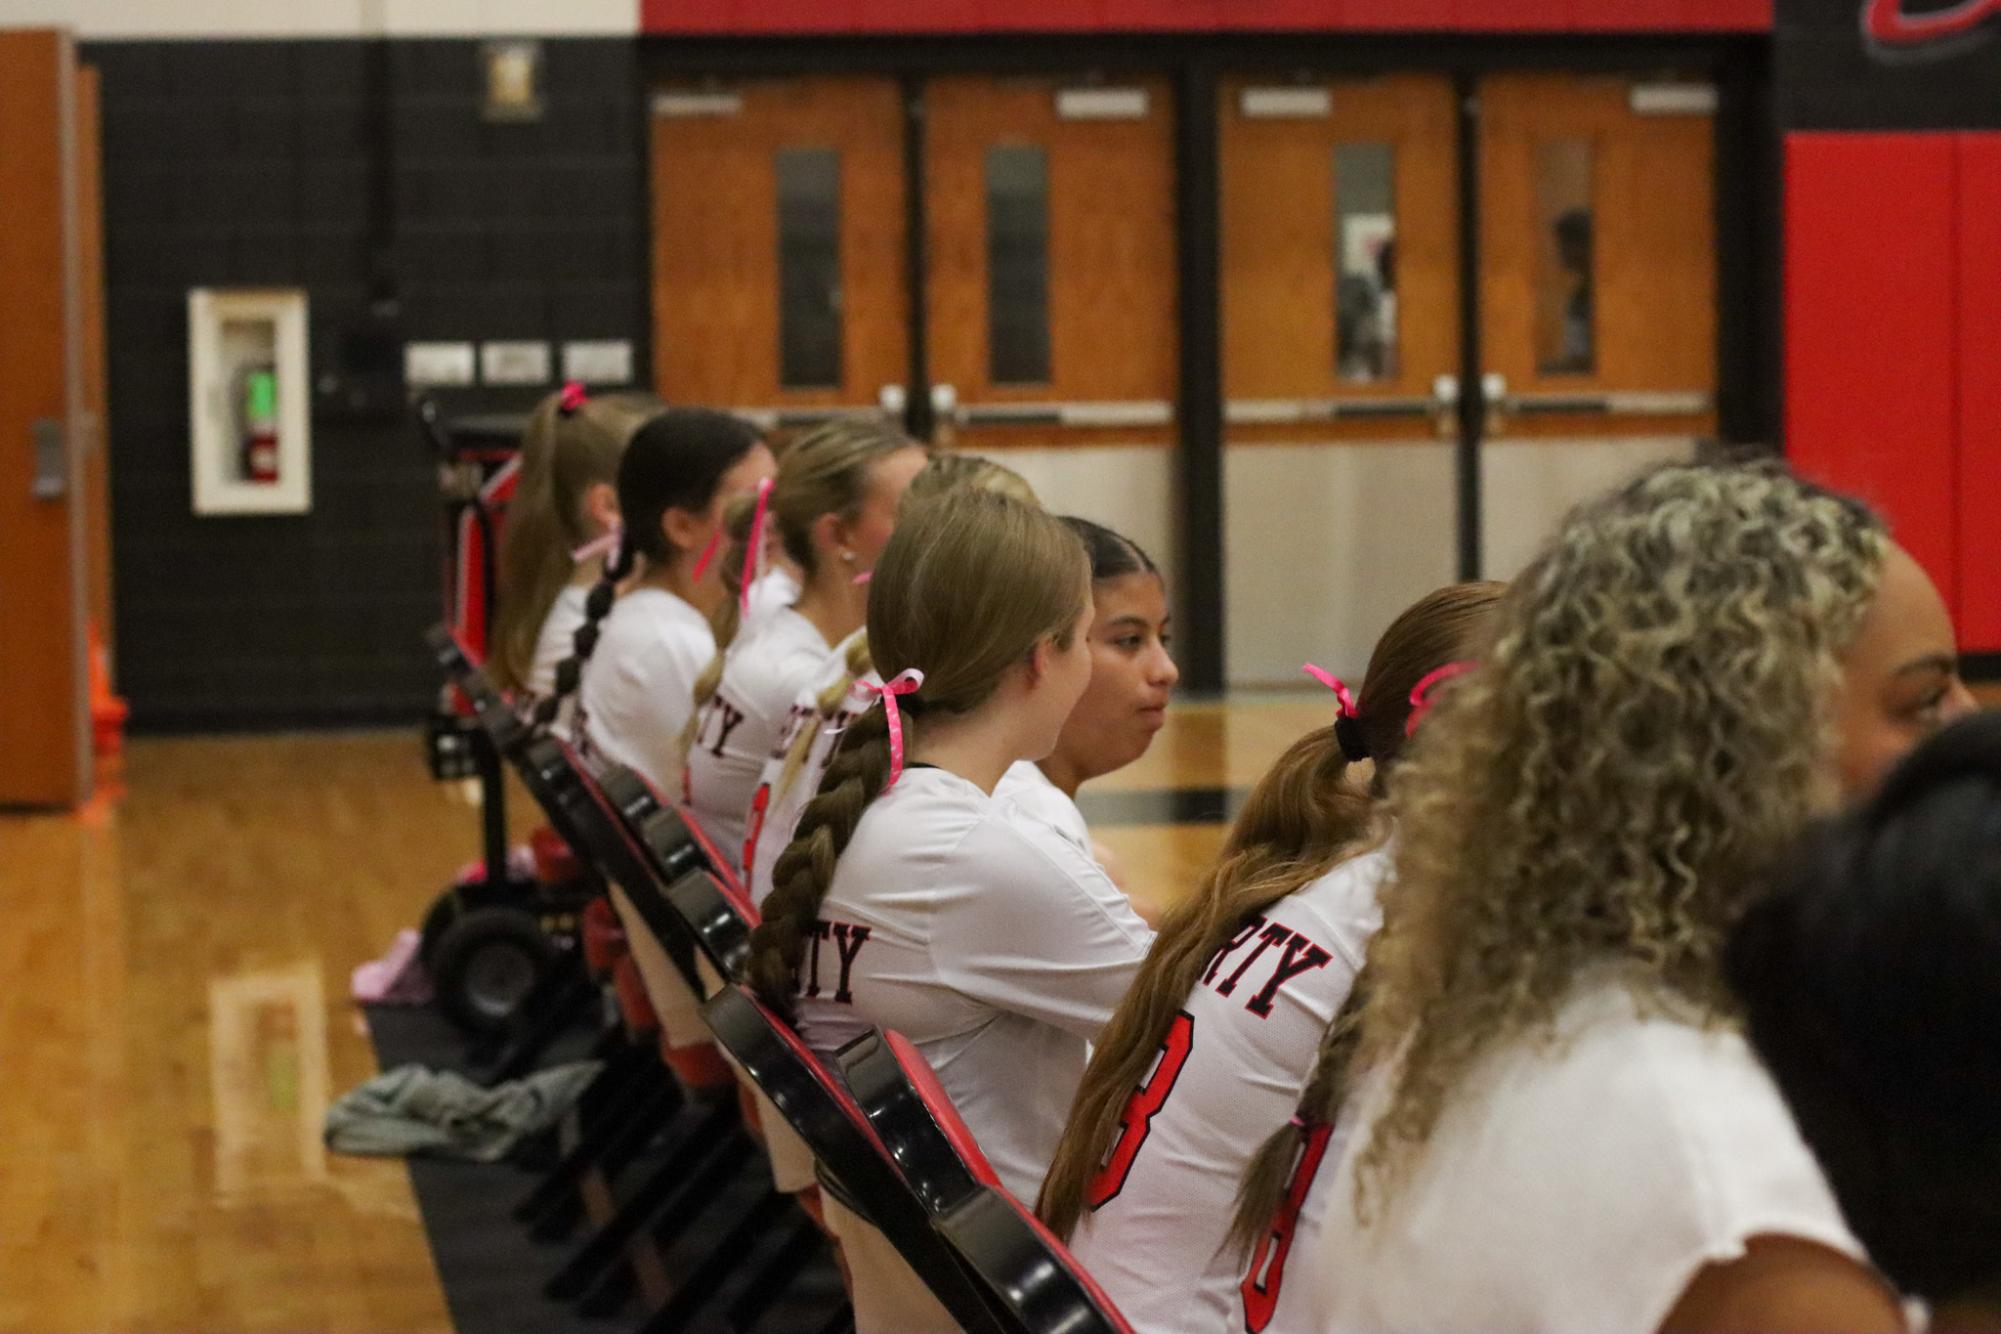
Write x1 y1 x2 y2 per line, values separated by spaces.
88 37 646 731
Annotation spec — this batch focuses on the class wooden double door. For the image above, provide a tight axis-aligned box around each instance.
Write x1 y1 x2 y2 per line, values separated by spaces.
1221 72 1717 682
650 75 1183 606
651 75 1177 447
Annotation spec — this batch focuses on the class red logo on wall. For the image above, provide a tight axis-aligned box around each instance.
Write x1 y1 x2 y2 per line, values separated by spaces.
1864 0 2001 57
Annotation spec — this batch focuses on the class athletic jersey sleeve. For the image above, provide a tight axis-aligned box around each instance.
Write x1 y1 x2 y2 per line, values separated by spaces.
929 815 1153 1041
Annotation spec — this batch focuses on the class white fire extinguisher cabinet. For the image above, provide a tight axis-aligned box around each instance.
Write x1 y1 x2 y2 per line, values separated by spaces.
188 287 311 516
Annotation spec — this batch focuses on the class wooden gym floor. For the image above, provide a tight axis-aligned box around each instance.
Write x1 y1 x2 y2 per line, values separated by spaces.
0 696 1324 1332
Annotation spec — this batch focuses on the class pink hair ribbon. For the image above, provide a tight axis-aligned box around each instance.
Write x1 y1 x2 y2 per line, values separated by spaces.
858 668 925 790
570 523 622 566
851 568 873 588
1301 663 1360 720
1406 661 1476 737
558 380 588 415
739 477 775 617
691 528 722 581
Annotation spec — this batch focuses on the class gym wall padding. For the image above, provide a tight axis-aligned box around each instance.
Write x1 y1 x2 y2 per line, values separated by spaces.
91 38 646 730
1783 132 1960 618
1784 128 2001 655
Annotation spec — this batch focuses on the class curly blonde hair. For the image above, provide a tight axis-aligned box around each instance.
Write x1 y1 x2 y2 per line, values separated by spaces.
1348 460 1887 1210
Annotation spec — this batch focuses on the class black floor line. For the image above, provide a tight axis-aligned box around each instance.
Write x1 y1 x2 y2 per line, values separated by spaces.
1077 784 1249 827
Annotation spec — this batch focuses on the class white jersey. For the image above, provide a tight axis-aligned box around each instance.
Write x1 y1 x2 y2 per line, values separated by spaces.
1306 973 1869 1334
794 766 1154 1204
578 587 714 797
745 567 801 625
995 760 1092 855
746 628 875 907
1070 845 1391 1334
682 607 831 878
527 583 590 700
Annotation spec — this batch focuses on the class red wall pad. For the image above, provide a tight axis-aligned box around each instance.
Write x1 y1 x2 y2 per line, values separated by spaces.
1957 134 2001 651
643 0 1771 32
1785 132 1959 615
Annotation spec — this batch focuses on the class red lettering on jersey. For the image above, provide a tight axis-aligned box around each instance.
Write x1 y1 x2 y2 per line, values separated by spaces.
830 922 872 1005
1087 1011 1196 1208
1244 934 1335 1019
1203 917 1267 986
1240 1120 1335 1332
1216 922 1291 998
743 782 771 880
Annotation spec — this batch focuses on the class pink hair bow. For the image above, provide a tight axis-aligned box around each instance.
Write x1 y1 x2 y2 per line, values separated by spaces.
691 528 722 581
1301 663 1360 719
858 668 925 790
570 522 621 566
558 380 588 415
1406 662 1475 737
739 477 775 617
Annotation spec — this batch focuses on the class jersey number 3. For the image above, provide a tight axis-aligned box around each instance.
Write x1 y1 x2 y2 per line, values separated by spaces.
1239 1120 1334 1332
1085 1010 1195 1208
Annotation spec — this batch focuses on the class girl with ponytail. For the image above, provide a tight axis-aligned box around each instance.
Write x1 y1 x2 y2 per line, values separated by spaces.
536 407 774 795
742 452 1039 906
1036 581 1503 1334
487 385 657 696
747 489 1152 1209
679 420 929 876
994 518 1179 914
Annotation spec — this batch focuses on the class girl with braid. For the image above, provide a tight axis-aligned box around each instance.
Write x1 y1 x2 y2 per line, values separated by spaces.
1244 462 1969 1334
680 420 928 877
742 453 1038 906
1035 581 1502 1334
747 489 1152 1205
537 408 773 795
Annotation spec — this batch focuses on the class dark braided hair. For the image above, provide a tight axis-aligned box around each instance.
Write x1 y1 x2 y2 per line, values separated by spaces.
532 407 763 732
746 490 1091 1016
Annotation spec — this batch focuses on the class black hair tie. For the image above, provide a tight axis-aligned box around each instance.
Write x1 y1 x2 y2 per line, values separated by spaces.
1334 713 1372 764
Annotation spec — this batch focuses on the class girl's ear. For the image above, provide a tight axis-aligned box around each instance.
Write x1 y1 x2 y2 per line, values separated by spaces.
1024 635 1056 689
810 510 848 565
660 505 707 559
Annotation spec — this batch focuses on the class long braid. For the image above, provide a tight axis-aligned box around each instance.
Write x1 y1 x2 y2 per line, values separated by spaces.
1228 967 1372 1253
747 705 897 1015
680 492 760 765
532 531 634 735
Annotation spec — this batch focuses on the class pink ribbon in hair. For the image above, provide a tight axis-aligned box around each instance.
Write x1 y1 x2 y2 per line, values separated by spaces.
858 668 925 790
691 528 723 581
739 477 775 617
558 380 588 415
1301 663 1360 720
1405 661 1476 737
851 569 873 588
570 523 622 566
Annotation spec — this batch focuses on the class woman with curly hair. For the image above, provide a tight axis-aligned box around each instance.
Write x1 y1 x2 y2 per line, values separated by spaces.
1246 460 1969 1334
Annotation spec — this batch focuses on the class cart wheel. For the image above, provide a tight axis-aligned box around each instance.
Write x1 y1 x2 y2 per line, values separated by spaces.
431 907 558 1033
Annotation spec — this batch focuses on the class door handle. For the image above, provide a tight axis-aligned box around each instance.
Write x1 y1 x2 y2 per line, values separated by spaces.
1431 375 1459 439
877 384 908 418
1480 373 1510 434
